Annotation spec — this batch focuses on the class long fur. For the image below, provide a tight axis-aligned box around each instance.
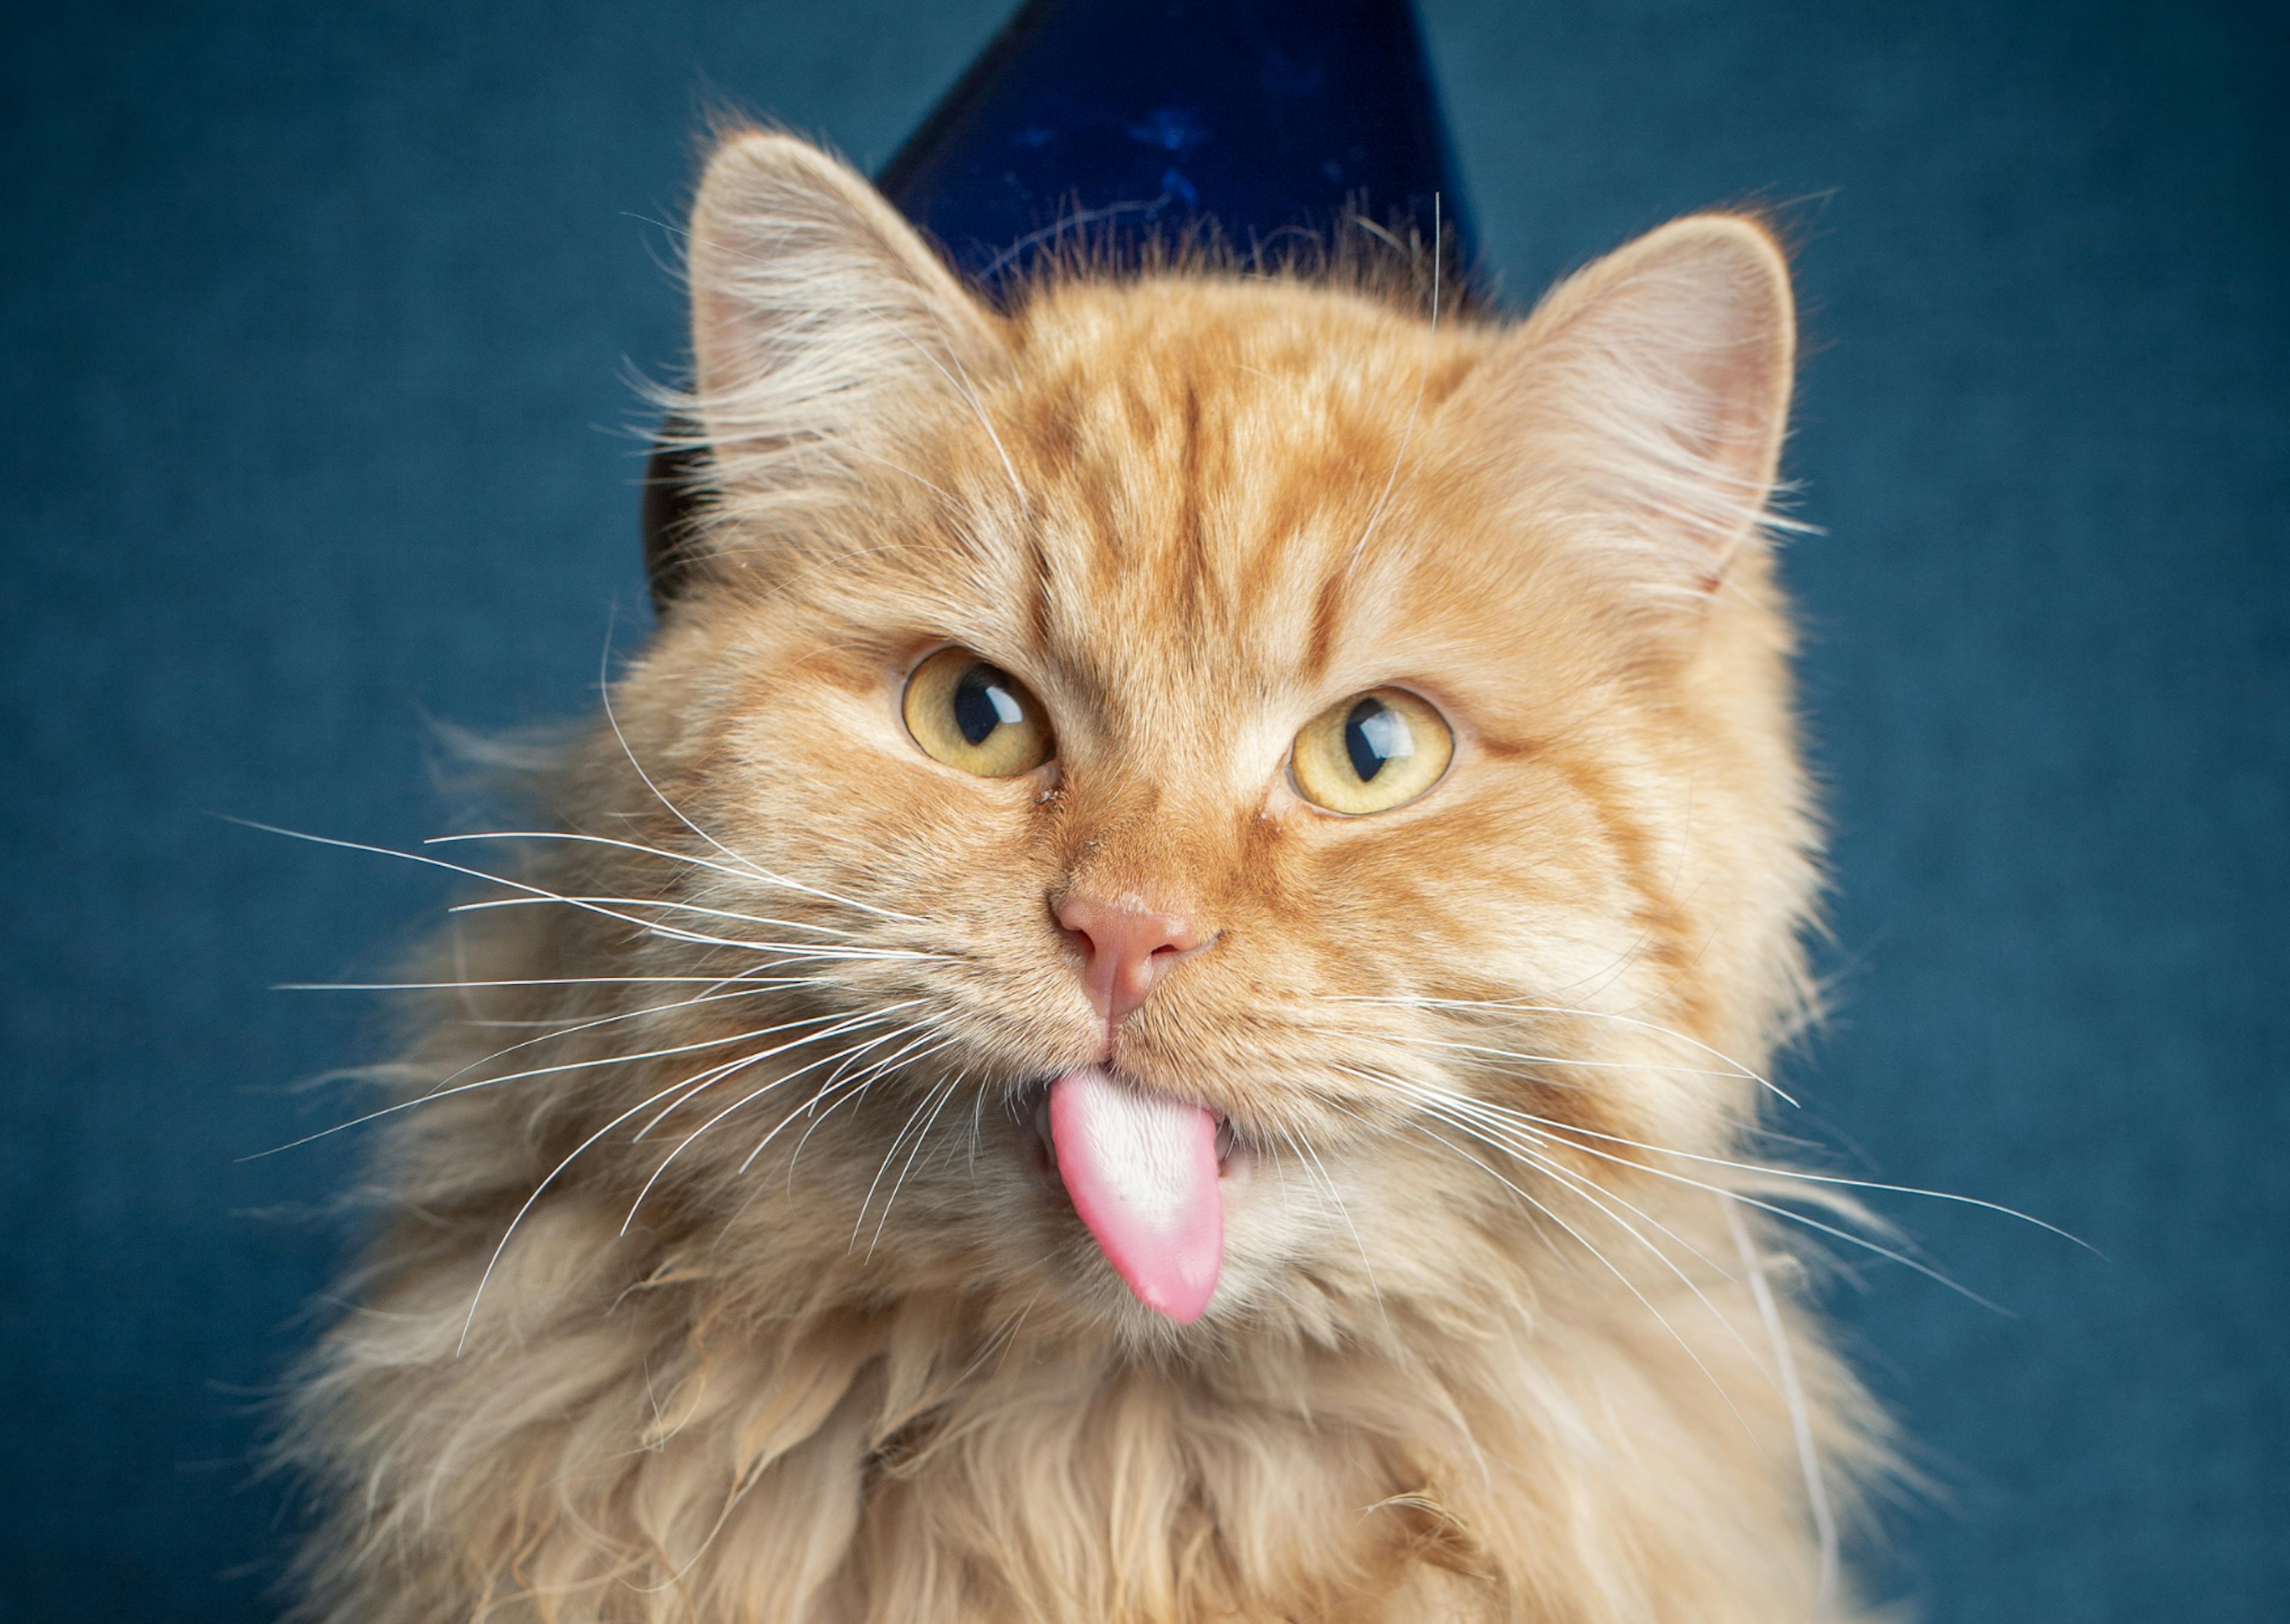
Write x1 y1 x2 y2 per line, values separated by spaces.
280 130 1892 1622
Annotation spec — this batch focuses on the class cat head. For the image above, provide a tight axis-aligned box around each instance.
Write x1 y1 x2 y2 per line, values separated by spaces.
550 130 1813 1349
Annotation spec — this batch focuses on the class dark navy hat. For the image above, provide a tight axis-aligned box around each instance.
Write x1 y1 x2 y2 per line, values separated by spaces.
645 0 1473 604
879 0 1474 289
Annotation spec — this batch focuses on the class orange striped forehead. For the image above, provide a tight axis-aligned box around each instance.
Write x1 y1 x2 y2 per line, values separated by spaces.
933 277 1502 783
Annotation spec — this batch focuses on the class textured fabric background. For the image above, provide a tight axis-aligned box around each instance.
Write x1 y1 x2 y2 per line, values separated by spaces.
2 2 2281 1617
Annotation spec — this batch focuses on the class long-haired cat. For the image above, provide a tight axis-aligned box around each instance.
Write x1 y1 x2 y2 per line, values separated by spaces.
280 129 1892 1622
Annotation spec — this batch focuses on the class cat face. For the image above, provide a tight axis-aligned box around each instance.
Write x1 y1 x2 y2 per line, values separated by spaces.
561 132 1812 1346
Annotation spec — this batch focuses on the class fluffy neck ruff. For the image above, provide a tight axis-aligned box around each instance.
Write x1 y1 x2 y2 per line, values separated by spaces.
285 1135 1876 1624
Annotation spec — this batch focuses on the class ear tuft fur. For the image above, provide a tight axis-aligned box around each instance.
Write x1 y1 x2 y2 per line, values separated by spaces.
1451 213 1798 606
662 131 1007 582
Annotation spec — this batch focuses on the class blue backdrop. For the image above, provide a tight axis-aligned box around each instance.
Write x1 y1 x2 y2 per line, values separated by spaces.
2 2 2281 1618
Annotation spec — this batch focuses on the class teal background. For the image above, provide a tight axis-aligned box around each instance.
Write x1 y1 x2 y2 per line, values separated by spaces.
2 1 2282 1617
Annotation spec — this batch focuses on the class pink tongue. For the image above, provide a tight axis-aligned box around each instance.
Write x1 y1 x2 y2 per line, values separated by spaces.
1048 1067 1223 1323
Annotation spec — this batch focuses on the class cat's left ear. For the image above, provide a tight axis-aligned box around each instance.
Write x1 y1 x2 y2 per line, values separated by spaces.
646 130 1008 604
1447 215 1796 604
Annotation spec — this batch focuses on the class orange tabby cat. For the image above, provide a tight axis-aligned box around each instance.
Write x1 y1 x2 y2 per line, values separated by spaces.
281 129 1889 1622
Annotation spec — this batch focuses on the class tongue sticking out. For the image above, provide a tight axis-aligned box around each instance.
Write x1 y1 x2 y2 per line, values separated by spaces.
1047 1067 1223 1323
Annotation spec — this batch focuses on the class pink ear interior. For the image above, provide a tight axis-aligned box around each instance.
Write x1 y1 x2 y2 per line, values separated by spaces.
1452 215 1797 593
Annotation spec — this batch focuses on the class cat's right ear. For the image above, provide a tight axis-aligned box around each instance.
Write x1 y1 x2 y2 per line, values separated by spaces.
1441 213 1796 622
648 130 1006 603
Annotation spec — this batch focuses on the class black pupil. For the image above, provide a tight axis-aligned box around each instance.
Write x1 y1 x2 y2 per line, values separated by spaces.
952 665 1025 746
1344 697 1412 781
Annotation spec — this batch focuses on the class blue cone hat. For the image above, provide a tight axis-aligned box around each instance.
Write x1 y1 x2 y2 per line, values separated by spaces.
879 0 1474 287
645 0 1473 602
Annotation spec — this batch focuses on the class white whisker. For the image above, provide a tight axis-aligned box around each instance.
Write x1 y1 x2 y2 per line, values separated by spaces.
1346 1068 1734 1281
228 818 881 959
1351 1069 1772 1380
1413 1089 2007 1309
861 1074 965 1257
444 896 939 960
445 893 880 944
947 1287 1044 1398
1394 1112 1755 1434
247 1006 883 1161
1724 1197 1839 1613
1330 994 1798 1107
276 974 846 993
628 1048 778 1144
793 1032 963 1177
619 1008 927 1232
1307 1025 1748 1083
1458 1095 2085 1251
1288 1121 1382 1314
594 632 921 924
459 1069 718 1353
423 831 886 932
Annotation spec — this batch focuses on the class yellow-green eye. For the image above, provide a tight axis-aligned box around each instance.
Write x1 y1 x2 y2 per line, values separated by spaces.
902 647 1054 777
1291 687 1453 814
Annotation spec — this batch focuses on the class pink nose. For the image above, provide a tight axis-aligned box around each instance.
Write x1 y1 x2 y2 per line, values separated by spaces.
1055 894 1211 1024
